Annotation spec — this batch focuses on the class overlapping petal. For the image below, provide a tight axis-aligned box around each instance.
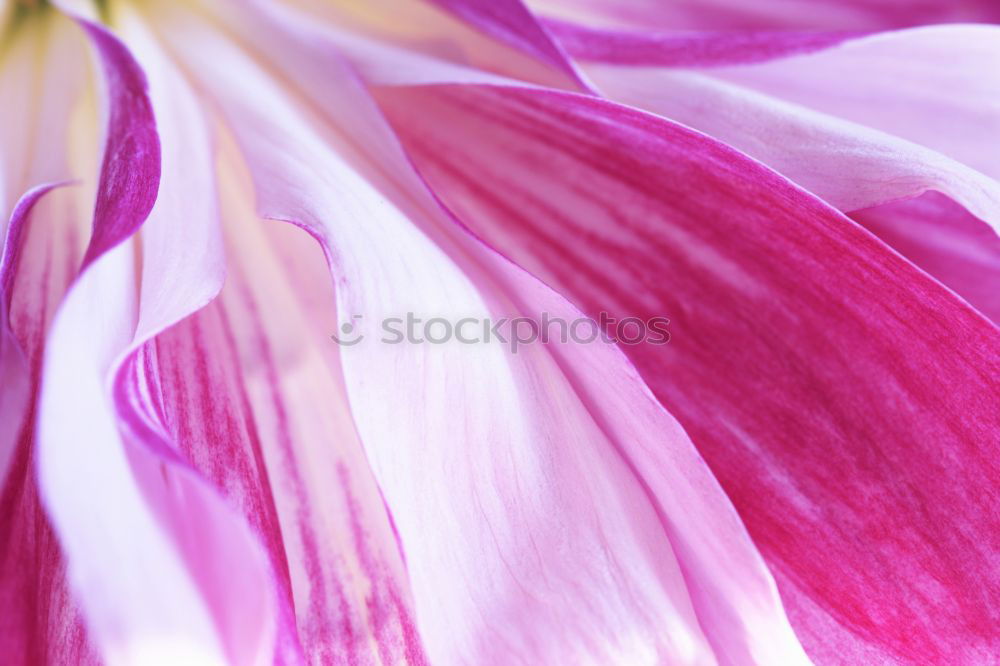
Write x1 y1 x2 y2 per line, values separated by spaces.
1 0 995 665
704 26 1000 183
851 193 1000 324
582 63 1000 231
35 14 279 665
149 2 812 663
0 183 98 665
1 9 103 663
375 82 1000 664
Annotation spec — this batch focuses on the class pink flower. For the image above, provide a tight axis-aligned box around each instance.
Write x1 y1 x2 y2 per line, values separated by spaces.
1 1 997 665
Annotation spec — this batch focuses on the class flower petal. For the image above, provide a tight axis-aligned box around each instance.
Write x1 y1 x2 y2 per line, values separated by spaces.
0 8 87 221
227 0 579 89
73 19 159 268
159 12 810 665
0 182 99 665
376 82 1000 664
706 26 1000 183
1 11 110 664
37 14 281 665
133 124 428 664
578 47 1000 234
0 183 66 481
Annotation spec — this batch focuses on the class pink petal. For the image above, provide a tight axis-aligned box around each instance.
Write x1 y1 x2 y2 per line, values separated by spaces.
0 183 98 665
0 183 66 482
567 26 1000 311
0 13 109 664
130 127 428 663
376 82 1000 664
851 192 1000 324
36 15 278 665
215 0 578 89
707 26 1000 183
160 11 809 664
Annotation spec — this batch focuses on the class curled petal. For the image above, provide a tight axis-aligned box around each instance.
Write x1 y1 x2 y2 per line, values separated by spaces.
74 19 159 268
37 14 278 665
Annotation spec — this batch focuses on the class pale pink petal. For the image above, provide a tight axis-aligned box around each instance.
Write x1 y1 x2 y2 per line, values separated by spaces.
377 83 1000 664
707 26 1000 183
156 9 810 664
110 13 287 665
582 64 1000 233
36 17 226 665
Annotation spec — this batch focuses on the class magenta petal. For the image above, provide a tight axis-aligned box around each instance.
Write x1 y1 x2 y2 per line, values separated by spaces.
74 20 159 270
378 83 1000 664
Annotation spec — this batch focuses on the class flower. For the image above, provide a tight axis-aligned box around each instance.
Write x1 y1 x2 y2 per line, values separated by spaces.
1 1 997 665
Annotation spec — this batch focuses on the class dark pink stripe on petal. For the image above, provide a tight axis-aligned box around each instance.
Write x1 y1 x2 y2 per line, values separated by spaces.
76 20 159 269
